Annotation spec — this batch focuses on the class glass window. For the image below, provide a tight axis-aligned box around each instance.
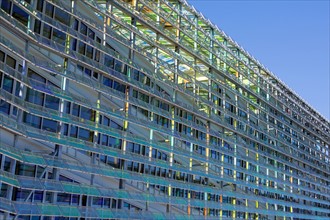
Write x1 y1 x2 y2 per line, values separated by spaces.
42 118 58 132
103 198 110 207
36 0 44 12
73 19 79 30
93 72 99 79
54 7 70 25
12 106 17 116
113 81 125 93
78 41 86 54
104 55 114 68
0 99 10 115
94 50 100 62
72 194 79 205
57 193 70 204
1 0 12 14
3 75 13 93
63 123 69 136
133 69 139 81
80 23 87 35
0 50 5 62
43 23 52 39
86 45 93 59
72 103 80 117
134 144 140 154
26 88 44 106
45 2 54 17
14 189 31 201
45 95 59 110
110 120 122 130
92 197 103 206
52 29 66 45
71 38 77 51
127 142 133 152
88 29 95 39
109 137 122 149
23 113 41 128
111 199 117 208
34 191 43 202
101 134 108 146
12 5 29 26
84 68 91 77
114 60 123 73
6 55 16 69
64 101 71 114
103 116 110 126
102 76 113 87
78 128 93 142
76 64 84 73
34 19 41 34
15 81 21 97
70 125 78 138
80 106 94 121
28 69 46 83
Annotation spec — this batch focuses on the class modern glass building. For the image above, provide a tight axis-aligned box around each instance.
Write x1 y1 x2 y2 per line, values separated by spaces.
0 0 329 219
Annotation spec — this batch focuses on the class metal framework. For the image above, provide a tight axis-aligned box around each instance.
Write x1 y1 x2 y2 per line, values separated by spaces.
0 0 329 219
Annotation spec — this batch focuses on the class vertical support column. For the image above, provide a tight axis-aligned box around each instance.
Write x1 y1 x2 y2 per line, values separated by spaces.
0 155 4 191
147 111 153 211
104 0 112 47
194 15 198 51
51 0 75 213
188 135 194 215
5 145 16 217
17 39 29 124
9 22 31 219
203 121 210 217
245 158 249 219
88 91 101 208
118 84 130 209
209 28 214 65
176 2 181 43
232 142 237 219
27 0 37 33
255 149 259 220
223 40 227 72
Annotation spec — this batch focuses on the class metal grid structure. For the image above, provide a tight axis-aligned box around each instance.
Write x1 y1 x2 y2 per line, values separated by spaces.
0 0 329 219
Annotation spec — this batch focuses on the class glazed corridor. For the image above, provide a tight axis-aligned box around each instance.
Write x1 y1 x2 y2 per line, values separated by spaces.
0 0 329 219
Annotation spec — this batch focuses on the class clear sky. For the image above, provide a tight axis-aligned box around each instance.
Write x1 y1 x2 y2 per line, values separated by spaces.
188 0 330 120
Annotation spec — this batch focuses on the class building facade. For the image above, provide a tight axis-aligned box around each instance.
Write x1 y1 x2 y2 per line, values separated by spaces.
0 0 329 219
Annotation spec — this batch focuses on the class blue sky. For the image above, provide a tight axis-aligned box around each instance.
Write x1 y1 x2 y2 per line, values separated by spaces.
188 0 330 120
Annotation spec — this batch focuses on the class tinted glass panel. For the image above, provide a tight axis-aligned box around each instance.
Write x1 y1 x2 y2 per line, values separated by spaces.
70 125 78 138
80 23 87 35
24 113 41 128
45 95 59 110
0 99 10 115
1 0 11 14
45 2 54 17
26 88 44 106
54 7 70 25
79 128 93 141
3 75 13 93
0 51 5 62
36 0 44 12
52 29 66 45
42 118 58 132
6 55 16 69
43 23 52 39
12 5 29 26
103 76 113 87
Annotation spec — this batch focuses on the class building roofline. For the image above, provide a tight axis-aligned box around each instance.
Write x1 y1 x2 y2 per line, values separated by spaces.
183 0 329 126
